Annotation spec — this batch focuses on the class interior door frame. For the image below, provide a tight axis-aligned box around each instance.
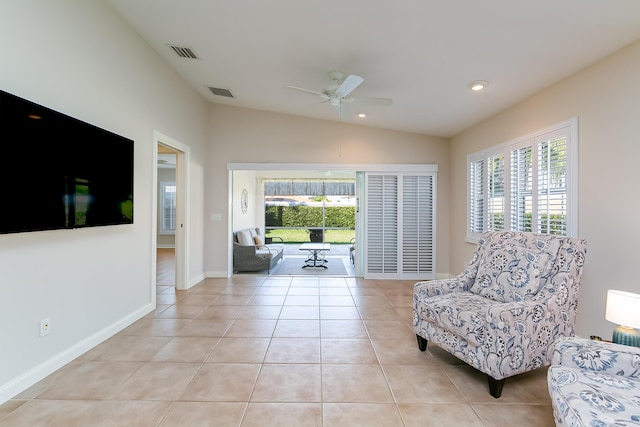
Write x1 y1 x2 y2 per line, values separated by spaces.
153 130 190 292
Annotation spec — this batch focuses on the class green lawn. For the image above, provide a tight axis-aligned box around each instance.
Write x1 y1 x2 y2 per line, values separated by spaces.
266 228 354 244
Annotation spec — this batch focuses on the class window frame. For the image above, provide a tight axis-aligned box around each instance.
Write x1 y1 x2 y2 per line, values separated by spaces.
466 118 578 243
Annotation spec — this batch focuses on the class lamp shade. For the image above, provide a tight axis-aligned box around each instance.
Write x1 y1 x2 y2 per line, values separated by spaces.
605 290 640 329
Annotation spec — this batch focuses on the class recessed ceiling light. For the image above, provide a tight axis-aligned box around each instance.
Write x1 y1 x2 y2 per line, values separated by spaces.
357 113 366 118
469 80 488 91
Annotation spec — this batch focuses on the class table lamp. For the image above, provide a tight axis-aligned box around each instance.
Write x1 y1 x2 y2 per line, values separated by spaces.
605 290 640 347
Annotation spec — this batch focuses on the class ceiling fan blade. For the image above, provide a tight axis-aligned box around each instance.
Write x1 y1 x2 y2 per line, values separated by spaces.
334 74 363 98
351 96 393 106
285 85 329 99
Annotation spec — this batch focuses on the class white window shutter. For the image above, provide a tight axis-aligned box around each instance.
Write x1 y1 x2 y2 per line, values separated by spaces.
468 158 485 238
467 118 578 240
510 145 534 232
537 134 568 235
487 153 505 231
366 174 398 274
161 183 176 231
402 175 434 275
365 172 435 280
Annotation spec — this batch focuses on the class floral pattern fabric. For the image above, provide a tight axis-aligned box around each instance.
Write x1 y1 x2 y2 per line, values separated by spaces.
548 337 640 426
413 231 587 382
470 247 551 302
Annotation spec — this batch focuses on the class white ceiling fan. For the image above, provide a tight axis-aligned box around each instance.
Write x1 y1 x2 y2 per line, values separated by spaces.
286 71 392 120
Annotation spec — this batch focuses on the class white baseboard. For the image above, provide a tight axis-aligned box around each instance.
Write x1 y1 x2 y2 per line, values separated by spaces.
188 273 206 288
205 270 230 278
0 304 154 405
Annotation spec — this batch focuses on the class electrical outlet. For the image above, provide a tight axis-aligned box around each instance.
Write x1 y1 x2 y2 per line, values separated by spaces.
40 318 51 337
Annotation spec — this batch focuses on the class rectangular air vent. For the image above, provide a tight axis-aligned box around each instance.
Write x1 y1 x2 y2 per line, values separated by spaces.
169 44 199 59
208 87 234 98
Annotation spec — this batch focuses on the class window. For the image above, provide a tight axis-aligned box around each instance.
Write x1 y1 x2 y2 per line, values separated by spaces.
467 118 578 242
161 182 176 233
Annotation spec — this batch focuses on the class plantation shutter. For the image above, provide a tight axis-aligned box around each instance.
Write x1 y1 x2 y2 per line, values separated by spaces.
508 132 568 235
402 175 434 275
467 119 576 241
162 183 176 231
487 153 505 231
537 133 568 235
366 174 398 274
365 172 436 280
511 145 534 232
468 157 485 240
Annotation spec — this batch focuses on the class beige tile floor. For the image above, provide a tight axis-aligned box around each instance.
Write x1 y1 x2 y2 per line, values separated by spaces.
0 276 555 426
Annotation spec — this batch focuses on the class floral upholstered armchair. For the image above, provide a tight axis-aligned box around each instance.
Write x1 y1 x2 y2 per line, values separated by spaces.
413 231 587 398
548 337 640 426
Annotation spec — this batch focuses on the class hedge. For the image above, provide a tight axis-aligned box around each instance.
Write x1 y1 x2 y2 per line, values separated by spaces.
266 205 355 228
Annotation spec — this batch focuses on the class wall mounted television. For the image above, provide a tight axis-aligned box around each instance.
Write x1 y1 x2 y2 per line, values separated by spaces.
0 88 134 235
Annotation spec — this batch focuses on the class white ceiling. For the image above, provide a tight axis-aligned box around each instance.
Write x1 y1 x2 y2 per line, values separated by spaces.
107 0 640 138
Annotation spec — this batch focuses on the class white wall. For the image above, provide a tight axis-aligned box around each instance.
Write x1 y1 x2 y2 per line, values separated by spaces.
232 170 260 232
450 39 640 340
0 0 208 402
205 105 452 278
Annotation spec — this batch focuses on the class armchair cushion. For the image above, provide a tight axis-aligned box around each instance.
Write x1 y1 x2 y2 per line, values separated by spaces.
470 247 550 302
237 229 254 246
418 292 499 347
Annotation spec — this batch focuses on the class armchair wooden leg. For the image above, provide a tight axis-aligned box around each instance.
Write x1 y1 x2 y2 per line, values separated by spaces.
416 334 428 351
487 376 505 398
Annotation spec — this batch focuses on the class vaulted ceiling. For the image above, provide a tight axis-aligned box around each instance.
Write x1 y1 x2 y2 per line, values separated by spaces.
108 0 640 137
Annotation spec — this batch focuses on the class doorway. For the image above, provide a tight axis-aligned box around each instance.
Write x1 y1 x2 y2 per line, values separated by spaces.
229 165 363 277
263 177 357 277
156 145 177 286
154 131 190 291
228 162 438 279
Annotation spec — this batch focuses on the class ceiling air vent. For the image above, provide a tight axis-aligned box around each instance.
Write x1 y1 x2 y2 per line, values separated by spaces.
208 87 234 98
169 44 199 59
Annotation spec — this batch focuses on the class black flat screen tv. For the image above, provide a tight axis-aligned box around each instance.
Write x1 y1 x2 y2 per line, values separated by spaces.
0 89 134 234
